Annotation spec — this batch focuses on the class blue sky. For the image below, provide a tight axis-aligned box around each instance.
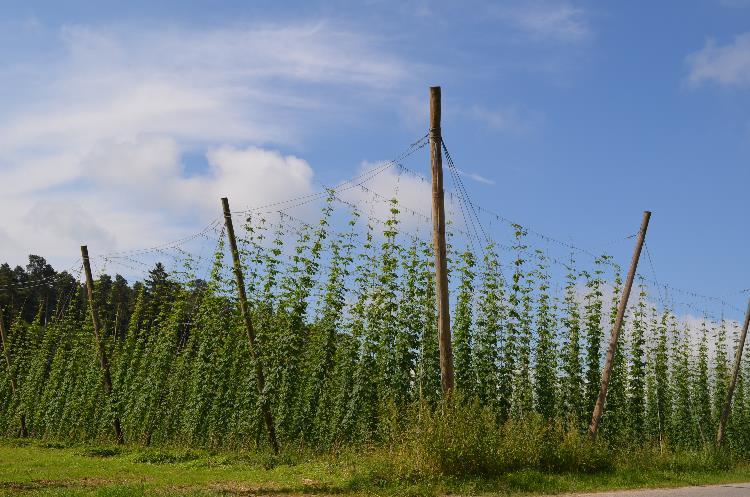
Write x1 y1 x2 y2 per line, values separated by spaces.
1 0 749 319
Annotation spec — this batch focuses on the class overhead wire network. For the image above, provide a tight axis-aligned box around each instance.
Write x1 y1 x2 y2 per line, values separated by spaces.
230 134 429 217
1 130 744 326
436 138 746 324
53 134 436 292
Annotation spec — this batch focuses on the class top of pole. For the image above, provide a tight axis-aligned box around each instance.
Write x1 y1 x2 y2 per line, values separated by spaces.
430 87 441 136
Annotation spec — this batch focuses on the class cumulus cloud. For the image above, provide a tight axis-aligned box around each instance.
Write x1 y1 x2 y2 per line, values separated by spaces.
26 201 116 249
0 22 411 268
335 159 486 242
686 33 750 87
338 162 433 235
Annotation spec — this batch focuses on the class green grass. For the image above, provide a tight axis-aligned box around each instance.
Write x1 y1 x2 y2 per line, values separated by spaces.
1 438 750 496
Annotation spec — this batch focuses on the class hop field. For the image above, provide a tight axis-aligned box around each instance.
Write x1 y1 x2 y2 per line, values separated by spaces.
1 192 748 456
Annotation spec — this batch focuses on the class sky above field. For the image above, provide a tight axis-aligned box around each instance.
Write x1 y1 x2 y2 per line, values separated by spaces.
0 0 749 319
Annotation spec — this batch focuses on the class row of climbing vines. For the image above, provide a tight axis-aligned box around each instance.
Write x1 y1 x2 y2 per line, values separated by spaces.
0 197 748 454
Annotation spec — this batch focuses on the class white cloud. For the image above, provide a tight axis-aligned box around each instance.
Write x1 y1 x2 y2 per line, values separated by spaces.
339 161 433 236
496 2 591 43
686 33 750 87
0 22 412 268
457 168 495 185
26 201 116 249
203 146 315 214
336 160 486 242
464 105 541 134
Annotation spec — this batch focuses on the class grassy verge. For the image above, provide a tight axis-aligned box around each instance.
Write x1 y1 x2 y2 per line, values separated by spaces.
1 438 750 496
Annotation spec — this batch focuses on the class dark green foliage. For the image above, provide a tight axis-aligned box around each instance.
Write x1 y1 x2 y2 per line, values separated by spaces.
627 283 648 440
1 203 748 460
560 258 584 427
452 250 475 396
652 311 672 443
601 264 628 444
583 258 605 416
473 243 503 413
402 394 612 477
533 250 557 421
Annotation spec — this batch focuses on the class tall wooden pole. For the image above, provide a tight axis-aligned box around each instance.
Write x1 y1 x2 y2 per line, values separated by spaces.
81 245 124 444
0 310 27 437
589 211 651 440
717 298 750 447
221 197 279 454
429 86 454 394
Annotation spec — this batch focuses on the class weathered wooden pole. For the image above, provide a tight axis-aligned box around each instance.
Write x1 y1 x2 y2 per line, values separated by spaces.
221 197 279 454
0 310 28 437
589 210 651 439
717 298 750 447
429 86 454 394
81 245 124 444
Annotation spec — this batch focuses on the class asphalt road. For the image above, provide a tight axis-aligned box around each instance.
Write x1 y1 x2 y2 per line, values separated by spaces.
571 483 750 497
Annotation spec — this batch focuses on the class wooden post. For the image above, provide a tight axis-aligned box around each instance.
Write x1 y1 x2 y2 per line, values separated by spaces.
589 211 651 439
0 310 27 437
221 197 279 454
717 298 750 447
81 245 124 444
429 86 454 394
